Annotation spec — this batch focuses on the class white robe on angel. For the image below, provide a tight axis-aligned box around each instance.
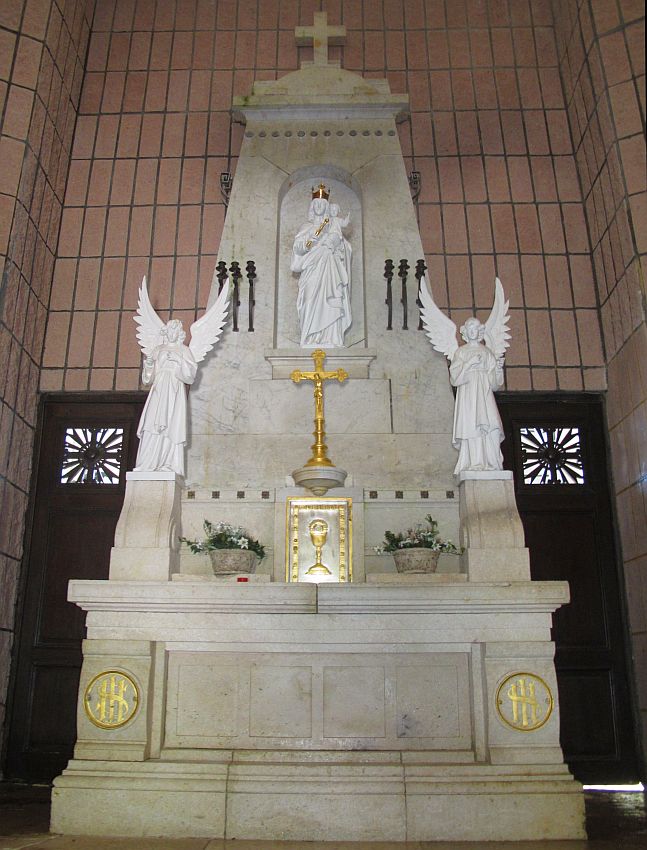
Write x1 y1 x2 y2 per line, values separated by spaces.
449 342 504 474
135 344 198 476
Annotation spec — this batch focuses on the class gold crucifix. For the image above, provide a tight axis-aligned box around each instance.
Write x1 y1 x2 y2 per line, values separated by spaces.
291 349 348 468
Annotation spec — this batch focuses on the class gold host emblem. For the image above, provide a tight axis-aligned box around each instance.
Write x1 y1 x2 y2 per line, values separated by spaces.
84 671 139 729
496 672 553 732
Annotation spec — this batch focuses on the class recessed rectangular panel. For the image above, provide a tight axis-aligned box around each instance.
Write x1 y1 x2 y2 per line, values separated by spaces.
323 666 386 738
250 665 312 737
396 665 461 739
176 665 238 737
164 651 473 752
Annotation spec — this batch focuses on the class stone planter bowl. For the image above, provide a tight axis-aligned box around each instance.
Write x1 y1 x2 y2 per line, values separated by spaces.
209 549 259 575
392 547 440 574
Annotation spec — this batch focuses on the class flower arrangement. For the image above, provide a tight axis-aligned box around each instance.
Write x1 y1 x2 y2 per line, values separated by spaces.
180 520 265 560
374 515 461 555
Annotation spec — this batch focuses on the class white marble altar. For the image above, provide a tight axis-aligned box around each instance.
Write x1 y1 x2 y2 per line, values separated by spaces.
51 14 585 843
51 579 584 840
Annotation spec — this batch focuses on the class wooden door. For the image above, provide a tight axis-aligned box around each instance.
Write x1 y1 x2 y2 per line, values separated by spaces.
498 393 638 783
4 395 143 782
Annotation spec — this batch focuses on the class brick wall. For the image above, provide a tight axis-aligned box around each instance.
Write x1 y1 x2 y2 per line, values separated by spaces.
554 0 646 769
40 0 605 394
0 0 91 758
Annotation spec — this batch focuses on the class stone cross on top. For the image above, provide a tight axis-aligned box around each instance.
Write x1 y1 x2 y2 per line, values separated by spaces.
295 12 346 67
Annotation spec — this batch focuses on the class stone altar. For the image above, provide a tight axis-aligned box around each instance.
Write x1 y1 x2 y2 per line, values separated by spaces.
51 14 585 842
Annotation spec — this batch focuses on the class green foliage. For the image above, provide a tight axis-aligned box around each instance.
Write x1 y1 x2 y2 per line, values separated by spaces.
180 519 265 560
375 515 461 555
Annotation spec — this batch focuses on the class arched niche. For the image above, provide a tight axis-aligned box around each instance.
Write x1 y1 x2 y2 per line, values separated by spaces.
275 166 365 349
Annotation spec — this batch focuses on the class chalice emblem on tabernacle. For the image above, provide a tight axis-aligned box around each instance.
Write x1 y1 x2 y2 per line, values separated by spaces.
306 518 332 576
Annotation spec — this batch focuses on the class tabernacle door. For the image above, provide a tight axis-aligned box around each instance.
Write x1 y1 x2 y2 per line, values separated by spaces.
286 496 352 583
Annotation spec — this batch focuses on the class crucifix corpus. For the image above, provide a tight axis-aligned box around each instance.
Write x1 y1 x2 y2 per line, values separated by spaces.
294 11 346 67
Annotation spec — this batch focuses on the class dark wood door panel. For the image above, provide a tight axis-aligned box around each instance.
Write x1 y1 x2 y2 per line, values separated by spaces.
498 393 638 784
522 510 609 650
37 508 121 645
4 394 144 782
26 665 81 748
558 670 618 759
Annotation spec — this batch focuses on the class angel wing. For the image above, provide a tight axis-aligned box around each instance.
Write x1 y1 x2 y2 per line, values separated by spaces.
188 278 231 364
419 276 458 361
483 277 511 360
134 276 164 358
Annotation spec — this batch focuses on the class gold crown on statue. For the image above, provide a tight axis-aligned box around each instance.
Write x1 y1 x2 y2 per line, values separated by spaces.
311 182 330 200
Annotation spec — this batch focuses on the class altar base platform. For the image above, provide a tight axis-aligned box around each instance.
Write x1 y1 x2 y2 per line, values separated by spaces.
51 581 585 842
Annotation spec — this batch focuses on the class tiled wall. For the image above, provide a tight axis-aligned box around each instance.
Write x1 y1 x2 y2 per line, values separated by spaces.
553 0 646 768
0 0 91 752
39 0 606 394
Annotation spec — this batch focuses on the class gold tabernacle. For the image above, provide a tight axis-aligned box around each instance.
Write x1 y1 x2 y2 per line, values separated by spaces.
286 496 352 583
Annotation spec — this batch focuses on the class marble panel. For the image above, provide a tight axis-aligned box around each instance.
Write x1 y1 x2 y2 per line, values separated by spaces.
396 665 460 739
366 572 467 582
69 581 318 614
73 640 155 762
51 761 227 838
265 348 376 378
406 783 585 841
110 474 182 581
390 369 455 435
239 119 404 181
323 665 386 738
175 665 238 738
484 643 564 758
226 786 406 842
249 665 312 738
187 433 459 490
50 755 585 840
246 377 391 434
148 643 483 752
70 580 567 650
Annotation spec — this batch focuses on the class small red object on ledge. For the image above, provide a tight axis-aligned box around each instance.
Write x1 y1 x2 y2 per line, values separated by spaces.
237 576 249 582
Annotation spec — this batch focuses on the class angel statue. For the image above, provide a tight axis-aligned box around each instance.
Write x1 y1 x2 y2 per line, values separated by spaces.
420 278 510 475
133 277 230 476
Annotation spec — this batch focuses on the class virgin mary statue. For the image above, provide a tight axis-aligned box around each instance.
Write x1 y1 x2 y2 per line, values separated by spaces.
290 184 351 348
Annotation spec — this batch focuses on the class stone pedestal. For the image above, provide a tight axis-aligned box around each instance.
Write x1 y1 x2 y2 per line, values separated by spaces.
109 471 182 581
458 470 531 581
51 580 585 841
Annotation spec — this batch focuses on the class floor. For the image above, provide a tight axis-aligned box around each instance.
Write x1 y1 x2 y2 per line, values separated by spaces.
1 784 646 850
